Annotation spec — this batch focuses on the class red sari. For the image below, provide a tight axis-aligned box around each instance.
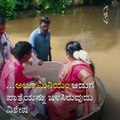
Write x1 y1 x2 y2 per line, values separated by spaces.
46 60 94 120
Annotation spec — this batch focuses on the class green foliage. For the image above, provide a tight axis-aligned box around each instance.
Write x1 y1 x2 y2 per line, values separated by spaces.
16 0 30 10
37 0 73 13
0 0 114 20
78 0 112 5
6 0 16 19
0 0 6 16
32 0 42 9
0 0 16 20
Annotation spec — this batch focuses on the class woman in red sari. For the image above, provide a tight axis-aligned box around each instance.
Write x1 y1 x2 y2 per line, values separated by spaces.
46 41 99 120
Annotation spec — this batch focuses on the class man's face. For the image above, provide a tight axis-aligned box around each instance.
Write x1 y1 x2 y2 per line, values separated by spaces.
0 24 5 37
40 22 49 33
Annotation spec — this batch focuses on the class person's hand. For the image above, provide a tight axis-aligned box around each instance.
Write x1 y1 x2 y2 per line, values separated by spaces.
32 76 40 82
37 59 43 65
25 61 33 65
32 75 46 84
49 56 52 61
49 51 52 61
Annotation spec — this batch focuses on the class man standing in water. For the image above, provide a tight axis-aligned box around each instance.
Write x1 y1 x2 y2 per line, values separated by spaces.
0 16 13 75
29 16 52 63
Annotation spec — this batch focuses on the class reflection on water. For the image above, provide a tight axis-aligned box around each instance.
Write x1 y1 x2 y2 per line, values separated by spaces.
6 5 120 120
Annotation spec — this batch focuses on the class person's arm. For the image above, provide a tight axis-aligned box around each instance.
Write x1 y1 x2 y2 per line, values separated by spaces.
48 31 52 61
8 42 14 56
31 52 42 65
4 32 14 55
5 42 12 60
84 76 99 108
48 46 52 61
78 70 99 112
29 31 42 65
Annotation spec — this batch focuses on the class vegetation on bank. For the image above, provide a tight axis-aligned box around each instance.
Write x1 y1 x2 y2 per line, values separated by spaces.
0 0 114 20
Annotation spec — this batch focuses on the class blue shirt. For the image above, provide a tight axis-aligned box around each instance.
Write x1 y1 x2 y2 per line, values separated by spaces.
30 28 50 61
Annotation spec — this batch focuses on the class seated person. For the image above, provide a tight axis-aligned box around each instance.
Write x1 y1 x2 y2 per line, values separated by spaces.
0 41 48 120
46 41 100 120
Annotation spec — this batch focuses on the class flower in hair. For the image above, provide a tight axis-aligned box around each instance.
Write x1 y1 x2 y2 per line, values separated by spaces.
73 50 91 64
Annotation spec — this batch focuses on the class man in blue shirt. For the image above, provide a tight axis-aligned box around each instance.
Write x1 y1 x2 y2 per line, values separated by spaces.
30 16 52 63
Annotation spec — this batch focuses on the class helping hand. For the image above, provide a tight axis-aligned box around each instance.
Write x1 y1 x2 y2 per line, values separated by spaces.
37 59 43 65
25 61 33 65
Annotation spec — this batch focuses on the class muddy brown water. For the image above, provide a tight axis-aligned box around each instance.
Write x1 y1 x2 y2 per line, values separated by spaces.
5 5 120 120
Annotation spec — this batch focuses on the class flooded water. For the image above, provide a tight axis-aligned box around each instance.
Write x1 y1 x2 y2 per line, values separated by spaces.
6 5 120 120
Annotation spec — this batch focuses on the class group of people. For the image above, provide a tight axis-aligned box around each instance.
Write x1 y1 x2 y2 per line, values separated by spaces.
0 16 52 74
0 16 100 120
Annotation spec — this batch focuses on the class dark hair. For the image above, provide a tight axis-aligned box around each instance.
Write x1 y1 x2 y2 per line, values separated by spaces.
40 16 50 24
65 41 95 73
14 41 32 60
90 62 95 74
0 16 6 25
65 41 82 56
